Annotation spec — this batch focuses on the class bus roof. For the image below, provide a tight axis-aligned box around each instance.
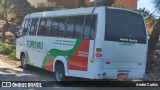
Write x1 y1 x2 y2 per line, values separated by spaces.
24 7 140 19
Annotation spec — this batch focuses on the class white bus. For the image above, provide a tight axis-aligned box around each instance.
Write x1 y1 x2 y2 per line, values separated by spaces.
16 7 148 81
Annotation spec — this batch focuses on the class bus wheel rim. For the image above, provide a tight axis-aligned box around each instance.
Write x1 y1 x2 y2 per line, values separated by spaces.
22 57 27 67
56 68 63 81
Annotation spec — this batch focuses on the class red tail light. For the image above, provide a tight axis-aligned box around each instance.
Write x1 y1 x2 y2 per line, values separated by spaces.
96 53 102 57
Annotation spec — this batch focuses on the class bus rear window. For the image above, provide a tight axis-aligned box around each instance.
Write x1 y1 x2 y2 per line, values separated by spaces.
105 9 146 44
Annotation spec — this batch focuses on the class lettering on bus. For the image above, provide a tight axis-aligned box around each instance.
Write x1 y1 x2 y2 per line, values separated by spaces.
119 42 135 46
27 40 43 49
78 51 88 57
53 39 75 46
119 38 138 43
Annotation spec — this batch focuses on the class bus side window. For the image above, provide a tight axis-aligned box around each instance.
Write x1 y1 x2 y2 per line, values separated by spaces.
19 20 26 36
37 18 47 36
90 15 97 39
83 15 92 39
22 20 29 36
27 19 31 35
50 18 60 36
29 18 39 35
65 16 76 38
74 16 85 39
45 18 52 36
57 17 67 37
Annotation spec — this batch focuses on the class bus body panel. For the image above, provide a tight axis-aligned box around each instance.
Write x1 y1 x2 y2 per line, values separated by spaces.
102 41 147 69
16 7 148 80
101 68 145 79
99 8 148 79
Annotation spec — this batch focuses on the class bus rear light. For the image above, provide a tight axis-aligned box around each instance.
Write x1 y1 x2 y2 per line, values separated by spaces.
96 53 102 57
96 48 102 52
106 62 110 64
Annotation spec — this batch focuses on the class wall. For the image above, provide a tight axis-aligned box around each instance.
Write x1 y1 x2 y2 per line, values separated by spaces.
47 0 79 8
113 0 137 10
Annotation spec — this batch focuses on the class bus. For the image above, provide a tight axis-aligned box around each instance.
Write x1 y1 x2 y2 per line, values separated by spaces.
16 7 148 81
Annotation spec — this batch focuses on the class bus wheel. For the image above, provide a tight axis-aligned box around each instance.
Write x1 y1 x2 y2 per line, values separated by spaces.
21 54 28 70
54 64 66 82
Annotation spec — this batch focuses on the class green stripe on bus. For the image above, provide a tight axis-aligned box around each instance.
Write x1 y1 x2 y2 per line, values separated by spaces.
41 39 82 68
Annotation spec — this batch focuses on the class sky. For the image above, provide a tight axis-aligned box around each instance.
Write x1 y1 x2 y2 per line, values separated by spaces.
137 0 159 16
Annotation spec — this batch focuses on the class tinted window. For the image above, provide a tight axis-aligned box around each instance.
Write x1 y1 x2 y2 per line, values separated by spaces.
50 18 60 36
65 16 76 38
27 19 31 34
83 15 97 39
90 15 97 39
22 20 29 36
105 9 146 44
37 18 47 36
74 16 85 38
29 18 39 35
58 17 67 37
19 20 26 36
45 18 52 36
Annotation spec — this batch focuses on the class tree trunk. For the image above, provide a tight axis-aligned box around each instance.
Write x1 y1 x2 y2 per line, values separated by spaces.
148 18 160 59
2 2 10 43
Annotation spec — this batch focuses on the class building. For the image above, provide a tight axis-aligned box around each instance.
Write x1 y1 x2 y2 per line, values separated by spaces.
27 0 79 9
85 0 137 10
47 0 79 9
27 0 137 10
27 0 47 7
113 0 137 10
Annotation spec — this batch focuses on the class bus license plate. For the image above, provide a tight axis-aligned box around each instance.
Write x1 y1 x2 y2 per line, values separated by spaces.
117 73 128 80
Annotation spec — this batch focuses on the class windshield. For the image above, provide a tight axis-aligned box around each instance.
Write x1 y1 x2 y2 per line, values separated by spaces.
105 9 146 44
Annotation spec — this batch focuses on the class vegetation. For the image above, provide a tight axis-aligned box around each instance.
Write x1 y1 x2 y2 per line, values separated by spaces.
0 0 32 43
8 50 16 60
0 43 16 60
0 43 14 55
102 0 115 6
147 0 160 58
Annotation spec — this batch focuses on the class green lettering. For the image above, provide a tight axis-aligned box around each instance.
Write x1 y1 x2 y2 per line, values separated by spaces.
26 40 43 49
37 42 41 49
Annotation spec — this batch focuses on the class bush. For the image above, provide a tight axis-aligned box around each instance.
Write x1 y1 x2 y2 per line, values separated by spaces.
0 43 15 55
8 50 17 60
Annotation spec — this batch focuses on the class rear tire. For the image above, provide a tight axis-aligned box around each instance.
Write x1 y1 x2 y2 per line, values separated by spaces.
21 54 28 70
54 64 66 82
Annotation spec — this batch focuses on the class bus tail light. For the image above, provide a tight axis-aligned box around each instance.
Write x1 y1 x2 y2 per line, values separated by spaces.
96 53 102 57
96 48 102 52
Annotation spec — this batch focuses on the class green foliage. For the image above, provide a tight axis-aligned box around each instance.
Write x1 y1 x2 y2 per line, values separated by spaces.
8 50 16 60
79 2 88 7
153 0 160 13
0 43 14 55
113 4 125 8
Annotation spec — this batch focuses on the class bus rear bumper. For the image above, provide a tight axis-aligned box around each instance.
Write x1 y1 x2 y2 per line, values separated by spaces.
93 68 145 80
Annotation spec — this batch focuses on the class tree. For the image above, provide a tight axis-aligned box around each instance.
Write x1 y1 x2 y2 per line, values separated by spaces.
103 0 115 6
0 0 15 42
147 0 160 58
0 0 32 43
78 0 88 7
137 8 156 33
